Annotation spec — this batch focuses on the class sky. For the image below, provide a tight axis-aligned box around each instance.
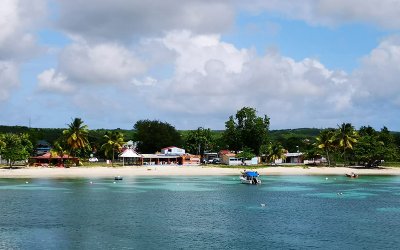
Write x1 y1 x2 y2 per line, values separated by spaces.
1 0 400 131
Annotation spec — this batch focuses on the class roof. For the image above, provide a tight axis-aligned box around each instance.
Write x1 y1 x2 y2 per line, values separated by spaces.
141 154 181 159
119 149 142 158
161 146 183 150
244 171 259 177
219 149 231 155
30 152 76 159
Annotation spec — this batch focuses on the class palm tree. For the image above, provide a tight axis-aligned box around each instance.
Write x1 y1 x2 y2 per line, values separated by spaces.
260 142 285 164
51 141 68 167
316 129 335 167
63 118 89 157
335 123 358 166
101 131 125 167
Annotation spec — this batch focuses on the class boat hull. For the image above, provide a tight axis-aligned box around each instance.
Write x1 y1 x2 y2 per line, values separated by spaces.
240 176 261 185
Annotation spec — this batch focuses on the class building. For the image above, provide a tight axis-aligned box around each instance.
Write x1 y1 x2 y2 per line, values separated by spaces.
161 146 185 155
275 152 303 164
35 140 51 156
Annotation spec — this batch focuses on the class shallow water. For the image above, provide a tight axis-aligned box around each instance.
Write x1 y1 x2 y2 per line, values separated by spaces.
1 175 399 249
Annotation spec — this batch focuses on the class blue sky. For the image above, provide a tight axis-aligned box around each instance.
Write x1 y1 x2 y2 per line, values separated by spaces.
1 0 400 131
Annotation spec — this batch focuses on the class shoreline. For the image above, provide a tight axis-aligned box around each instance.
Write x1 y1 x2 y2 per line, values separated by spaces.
1 166 400 178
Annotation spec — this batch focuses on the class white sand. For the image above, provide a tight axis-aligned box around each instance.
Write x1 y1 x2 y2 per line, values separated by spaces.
1 165 399 178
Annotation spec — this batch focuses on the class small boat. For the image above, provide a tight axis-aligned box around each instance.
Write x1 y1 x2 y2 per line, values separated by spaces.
345 172 358 178
114 176 123 181
240 171 261 185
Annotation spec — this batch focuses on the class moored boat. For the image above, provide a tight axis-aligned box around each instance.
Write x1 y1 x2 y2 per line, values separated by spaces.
345 172 358 178
240 171 261 185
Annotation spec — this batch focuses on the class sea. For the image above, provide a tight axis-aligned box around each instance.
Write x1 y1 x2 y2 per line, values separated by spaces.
1 175 400 249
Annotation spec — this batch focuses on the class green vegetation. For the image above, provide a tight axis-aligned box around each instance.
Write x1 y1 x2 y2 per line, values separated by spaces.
1 107 400 167
134 119 182 153
63 118 90 158
0 133 33 168
101 131 125 167
222 107 270 155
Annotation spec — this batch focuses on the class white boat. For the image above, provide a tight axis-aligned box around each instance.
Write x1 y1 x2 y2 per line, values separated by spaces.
240 171 261 185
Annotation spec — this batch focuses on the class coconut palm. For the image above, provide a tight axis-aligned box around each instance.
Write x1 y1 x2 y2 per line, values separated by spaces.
260 142 286 164
335 123 358 166
63 118 89 157
51 141 68 167
316 129 335 167
101 131 125 167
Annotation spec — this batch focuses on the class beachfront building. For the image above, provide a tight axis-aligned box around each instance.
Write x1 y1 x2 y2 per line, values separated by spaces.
29 152 79 167
275 152 304 164
220 150 237 165
119 148 142 166
219 150 258 166
161 146 185 155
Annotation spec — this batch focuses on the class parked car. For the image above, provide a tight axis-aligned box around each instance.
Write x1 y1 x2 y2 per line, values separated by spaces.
212 158 221 164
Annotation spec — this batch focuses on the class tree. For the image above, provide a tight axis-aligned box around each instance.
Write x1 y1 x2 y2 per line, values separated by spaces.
185 127 213 160
236 147 256 160
51 141 68 167
316 129 336 167
63 118 90 157
0 133 33 168
134 120 182 153
223 116 241 152
335 123 358 166
353 134 385 167
260 142 285 163
101 131 125 167
223 107 270 154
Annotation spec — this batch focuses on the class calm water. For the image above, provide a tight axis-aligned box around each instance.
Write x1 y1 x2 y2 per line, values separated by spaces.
1 175 400 249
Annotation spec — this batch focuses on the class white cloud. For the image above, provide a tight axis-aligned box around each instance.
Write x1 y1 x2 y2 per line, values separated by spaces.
243 0 400 29
142 32 353 128
36 41 147 93
59 41 146 84
0 61 19 101
0 0 45 102
37 68 75 93
0 0 45 59
352 36 400 106
161 30 250 76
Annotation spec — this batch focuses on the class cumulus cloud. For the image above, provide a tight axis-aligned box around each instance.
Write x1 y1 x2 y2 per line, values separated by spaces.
0 0 45 59
36 40 146 93
37 68 75 93
142 31 353 128
56 0 234 42
352 36 400 106
0 0 45 102
0 61 19 101
243 0 400 29
59 41 146 84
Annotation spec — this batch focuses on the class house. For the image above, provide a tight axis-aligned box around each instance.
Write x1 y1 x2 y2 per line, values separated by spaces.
161 146 185 155
220 150 240 165
275 152 304 164
35 140 51 156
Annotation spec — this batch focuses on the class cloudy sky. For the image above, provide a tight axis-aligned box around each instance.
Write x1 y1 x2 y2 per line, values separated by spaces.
1 0 400 131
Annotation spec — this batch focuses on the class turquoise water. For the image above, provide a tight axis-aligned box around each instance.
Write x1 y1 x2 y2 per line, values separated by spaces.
1 175 400 249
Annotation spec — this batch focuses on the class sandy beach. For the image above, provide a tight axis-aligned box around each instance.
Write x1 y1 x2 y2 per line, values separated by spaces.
1 165 400 178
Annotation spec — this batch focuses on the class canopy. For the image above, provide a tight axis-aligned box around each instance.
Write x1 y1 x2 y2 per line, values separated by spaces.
119 149 142 158
244 171 259 177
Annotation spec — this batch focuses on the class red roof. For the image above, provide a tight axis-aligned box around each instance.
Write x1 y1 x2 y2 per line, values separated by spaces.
31 152 77 159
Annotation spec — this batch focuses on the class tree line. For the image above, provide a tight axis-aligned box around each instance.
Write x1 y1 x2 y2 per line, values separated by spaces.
1 107 400 167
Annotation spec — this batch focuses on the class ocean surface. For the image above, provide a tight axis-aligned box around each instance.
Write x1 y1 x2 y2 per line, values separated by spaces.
1 175 400 249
